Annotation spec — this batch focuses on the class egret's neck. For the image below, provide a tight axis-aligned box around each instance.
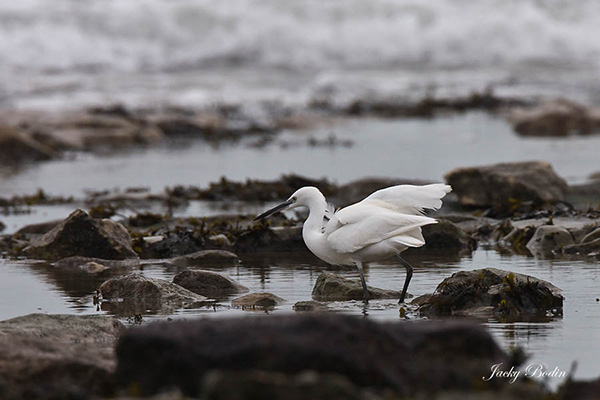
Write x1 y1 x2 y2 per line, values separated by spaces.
301 194 328 237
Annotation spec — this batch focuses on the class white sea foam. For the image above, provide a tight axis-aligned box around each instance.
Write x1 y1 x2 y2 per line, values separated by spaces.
1 0 599 109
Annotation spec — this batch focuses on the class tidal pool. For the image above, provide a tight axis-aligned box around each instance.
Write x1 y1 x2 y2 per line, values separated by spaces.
1 247 598 388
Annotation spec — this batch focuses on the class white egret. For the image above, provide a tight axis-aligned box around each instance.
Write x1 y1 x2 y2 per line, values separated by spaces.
255 183 452 303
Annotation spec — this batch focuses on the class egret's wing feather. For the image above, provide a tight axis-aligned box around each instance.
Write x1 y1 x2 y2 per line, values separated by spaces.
327 206 436 254
366 183 451 214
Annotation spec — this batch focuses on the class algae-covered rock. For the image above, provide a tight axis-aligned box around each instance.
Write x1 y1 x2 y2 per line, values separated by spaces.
311 272 403 301
23 209 138 261
526 225 574 256
415 268 563 319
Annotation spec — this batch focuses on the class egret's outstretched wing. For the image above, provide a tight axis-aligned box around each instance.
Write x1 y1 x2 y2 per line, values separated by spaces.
365 183 451 214
326 204 436 254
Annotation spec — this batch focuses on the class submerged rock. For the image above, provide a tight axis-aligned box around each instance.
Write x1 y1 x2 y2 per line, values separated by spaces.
414 268 563 319
53 256 139 273
170 249 241 267
526 225 575 256
100 273 208 315
445 161 568 214
23 209 138 261
293 300 330 312
173 269 249 297
0 313 122 400
115 314 511 397
231 292 285 309
311 272 403 301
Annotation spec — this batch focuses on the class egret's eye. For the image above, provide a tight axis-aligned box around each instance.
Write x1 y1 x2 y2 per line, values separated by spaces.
291 196 297 202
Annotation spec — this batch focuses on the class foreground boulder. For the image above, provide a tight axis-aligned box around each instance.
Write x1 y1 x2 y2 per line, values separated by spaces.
100 273 208 315
115 314 511 397
445 161 568 214
414 268 563 319
0 314 122 400
311 272 403 301
24 209 138 261
173 269 249 297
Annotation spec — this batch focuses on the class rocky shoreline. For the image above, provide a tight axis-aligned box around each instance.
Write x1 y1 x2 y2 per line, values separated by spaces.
2 115 600 398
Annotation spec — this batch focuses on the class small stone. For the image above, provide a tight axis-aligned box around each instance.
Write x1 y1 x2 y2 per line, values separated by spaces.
293 300 329 312
231 292 285 309
526 225 574 256
170 249 240 267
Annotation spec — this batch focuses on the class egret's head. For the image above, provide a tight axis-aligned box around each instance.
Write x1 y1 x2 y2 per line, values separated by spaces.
254 186 322 221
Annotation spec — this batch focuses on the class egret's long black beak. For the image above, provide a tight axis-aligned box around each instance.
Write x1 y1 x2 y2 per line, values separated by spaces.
254 199 294 221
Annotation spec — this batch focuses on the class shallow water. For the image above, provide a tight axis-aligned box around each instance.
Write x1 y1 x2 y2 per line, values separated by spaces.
1 248 599 388
2 112 600 202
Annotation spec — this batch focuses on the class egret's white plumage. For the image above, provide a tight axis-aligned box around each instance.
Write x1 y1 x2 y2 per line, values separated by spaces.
255 183 452 302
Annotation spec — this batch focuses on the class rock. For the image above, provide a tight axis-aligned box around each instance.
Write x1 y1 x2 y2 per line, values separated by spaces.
445 161 568 213
526 225 574 256
311 272 403 301
0 125 55 164
508 99 600 137
415 268 563 318
201 370 370 400
498 225 537 254
235 226 306 253
231 292 285 309
13 219 62 237
100 273 208 315
23 209 138 261
293 300 330 312
558 376 600 400
170 249 241 267
115 314 511 397
420 219 475 249
173 269 249 297
580 227 600 244
0 314 122 399
53 256 139 273
563 238 600 255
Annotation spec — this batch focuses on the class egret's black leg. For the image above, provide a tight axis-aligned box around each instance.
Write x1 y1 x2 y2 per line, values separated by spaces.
356 261 370 301
397 255 414 304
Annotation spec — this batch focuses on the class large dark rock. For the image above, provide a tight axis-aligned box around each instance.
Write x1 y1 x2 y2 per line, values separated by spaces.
100 273 208 315
421 219 475 249
115 314 511 397
445 161 568 213
23 209 138 261
0 125 55 164
509 99 600 137
414 268 563 319
200 370 370 400
311 272 403 301
173 269 249 297
235 226 306 253
0 314 122 400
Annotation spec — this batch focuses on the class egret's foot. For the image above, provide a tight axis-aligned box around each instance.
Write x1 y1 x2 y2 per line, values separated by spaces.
362 290 371 302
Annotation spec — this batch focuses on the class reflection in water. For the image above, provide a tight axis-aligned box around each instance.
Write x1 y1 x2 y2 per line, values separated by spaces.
1 247 599 386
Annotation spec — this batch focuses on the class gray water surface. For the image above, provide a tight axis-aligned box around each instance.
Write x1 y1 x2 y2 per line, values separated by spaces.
2 248 599 388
